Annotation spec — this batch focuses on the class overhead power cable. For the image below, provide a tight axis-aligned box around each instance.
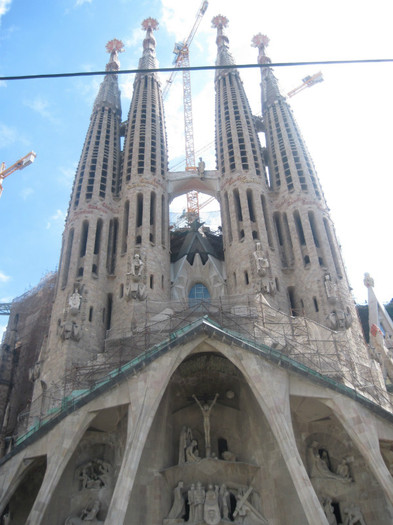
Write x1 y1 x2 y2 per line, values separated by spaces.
1 58 392 82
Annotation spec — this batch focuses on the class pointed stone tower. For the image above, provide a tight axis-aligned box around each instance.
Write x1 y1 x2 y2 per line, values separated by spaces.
213 16 277 302
111 18 170 334
35 41 124 397
253 33 357 330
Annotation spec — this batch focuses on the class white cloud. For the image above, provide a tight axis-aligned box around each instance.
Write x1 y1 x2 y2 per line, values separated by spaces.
20 187 34 200
24 97 58 124
46 209 65 230
0 0 11 20
75 0 92 6
0 271 10 283
58 166 76 189
0 122 18 148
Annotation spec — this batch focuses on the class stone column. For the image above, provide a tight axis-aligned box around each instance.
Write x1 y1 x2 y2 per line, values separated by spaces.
226 348 329 525
325 395 393 506
26 411 96 525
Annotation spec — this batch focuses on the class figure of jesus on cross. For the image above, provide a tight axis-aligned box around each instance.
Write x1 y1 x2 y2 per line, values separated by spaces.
192 393 219 458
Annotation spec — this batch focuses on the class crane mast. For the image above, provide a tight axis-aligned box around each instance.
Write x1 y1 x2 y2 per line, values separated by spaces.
164 1 208 223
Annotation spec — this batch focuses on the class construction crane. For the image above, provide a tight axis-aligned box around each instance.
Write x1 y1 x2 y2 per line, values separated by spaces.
287 72 324 98
0 151 36 198
163 0 208 224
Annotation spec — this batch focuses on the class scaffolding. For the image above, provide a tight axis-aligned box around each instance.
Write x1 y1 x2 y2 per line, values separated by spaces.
12 294 393 448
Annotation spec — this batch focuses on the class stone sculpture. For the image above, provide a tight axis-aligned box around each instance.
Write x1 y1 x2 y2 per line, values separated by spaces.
179 426 193 465
192 393 219 457
198 157 206 177
194 482 206 523
324 274 338 304
323 497 337 525
336 458 352 481
307 442 352 483
65 500 104 524
203 484 220 525
69 288 82 314
130 253 144 277
343 504 366 525
167 481 186 519
186 439 200 463
164 482 267 525
76 459 111 490
253 243 269 277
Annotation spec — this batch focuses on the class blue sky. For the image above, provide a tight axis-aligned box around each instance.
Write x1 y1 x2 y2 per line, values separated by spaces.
1 0 393 337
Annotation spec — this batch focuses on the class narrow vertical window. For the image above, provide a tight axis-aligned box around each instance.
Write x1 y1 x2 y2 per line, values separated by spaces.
136 193 144 227
122 200 130 254
79 221 89 257
62 229 74 288
308 211 320 248
224 192 233 243
150 274 154 289
288 286 297 316
261 194 274 249
293 210 306 246
107 218 119 274
323 218 343 278
150 192 156 243
161 195 166 246
246 189 256 222
92 218 102 276
106 294 113 331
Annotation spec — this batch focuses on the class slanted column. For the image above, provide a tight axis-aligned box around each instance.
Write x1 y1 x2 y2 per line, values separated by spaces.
236 352 329 525
325 396 393 507
25 411 96 525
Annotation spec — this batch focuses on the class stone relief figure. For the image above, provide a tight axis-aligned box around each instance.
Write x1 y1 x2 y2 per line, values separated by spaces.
324 274 338 304
323 497 337 525
198 157 206 177
69 287 82 314
194 482 206 523
253 243 269 277
188 484 196 524
186 439 200 463
233 486 269 525
326 309 352 331
167 481 186 520
60 320 81 341
65 500 104 524
343 504 367 525
192 393 219 457
222 450 236 462
220 485 230 521
130 253 144 278
179 426 193 465
164 482 267 525
203 484 220 525
76 459 111 490
307 442 352 483
125 253 146 301
336 458 352 481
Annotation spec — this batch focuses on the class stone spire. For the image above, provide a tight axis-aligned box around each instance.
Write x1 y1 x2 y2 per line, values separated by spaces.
38 41 124 388
212 15 235 71
251 33 282 109
92 39 123 116
137 18 159 74
213 16 274 300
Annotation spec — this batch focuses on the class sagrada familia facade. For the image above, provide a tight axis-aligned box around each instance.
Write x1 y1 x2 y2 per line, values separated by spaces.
1 14 393 525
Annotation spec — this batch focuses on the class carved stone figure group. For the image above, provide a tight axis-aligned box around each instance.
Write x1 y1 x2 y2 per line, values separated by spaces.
65 500 104 524
76 459 111 491
308 442 352 483
165 482 268 525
